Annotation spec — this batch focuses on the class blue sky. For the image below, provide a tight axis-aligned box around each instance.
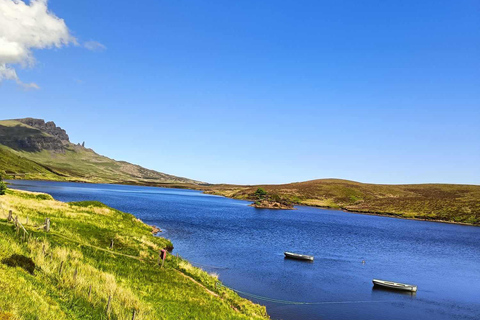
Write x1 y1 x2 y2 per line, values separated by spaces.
1 0 479 185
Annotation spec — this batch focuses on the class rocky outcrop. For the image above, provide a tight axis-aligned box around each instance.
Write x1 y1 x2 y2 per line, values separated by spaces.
16 118 69 142
0 118 69 152
250 200 295 210
10 135 66 152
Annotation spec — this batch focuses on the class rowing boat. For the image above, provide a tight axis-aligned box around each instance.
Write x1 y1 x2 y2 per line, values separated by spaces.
372 279 417 292
284 252 314 261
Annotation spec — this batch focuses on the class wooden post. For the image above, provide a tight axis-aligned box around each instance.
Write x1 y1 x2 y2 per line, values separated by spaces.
15 216 19 235
73 268 78 283
7 210 12 222
106 295 112 316
44 218 50 232
110 239 114 250
88 284 92 301
159 249 166 268
132 309 136 320
59 261 64 275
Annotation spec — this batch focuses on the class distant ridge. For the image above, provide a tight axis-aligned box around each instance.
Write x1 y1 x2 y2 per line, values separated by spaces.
0 118 203 185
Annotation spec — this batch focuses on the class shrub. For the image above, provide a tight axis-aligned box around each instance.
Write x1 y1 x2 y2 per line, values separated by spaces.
254 188 267 199
0 179 6 195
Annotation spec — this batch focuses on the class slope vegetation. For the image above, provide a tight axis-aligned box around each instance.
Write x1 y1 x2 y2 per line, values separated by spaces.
0 189 268 319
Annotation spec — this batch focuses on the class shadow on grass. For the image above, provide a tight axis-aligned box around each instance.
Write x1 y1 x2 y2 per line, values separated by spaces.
1 254 36 275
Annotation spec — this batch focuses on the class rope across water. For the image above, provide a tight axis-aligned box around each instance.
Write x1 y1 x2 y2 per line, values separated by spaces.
216 282 399 305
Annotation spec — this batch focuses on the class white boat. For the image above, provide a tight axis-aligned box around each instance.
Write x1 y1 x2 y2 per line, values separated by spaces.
372 279 417 292
284 252 314 261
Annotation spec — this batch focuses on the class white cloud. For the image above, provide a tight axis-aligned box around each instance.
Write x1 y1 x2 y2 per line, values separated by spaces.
84 41 106 52
0 0 75 88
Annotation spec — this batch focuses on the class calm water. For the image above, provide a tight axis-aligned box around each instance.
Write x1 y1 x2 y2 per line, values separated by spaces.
7 180 480 320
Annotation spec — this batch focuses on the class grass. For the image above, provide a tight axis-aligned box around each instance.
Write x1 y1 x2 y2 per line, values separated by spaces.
204 179 480 225
0 188 268 320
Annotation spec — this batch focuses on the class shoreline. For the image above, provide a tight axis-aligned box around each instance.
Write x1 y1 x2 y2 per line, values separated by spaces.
6 178 479 228
0 187 269 319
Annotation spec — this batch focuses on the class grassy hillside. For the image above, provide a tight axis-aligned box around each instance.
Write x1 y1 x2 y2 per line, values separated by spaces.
0 145 62 180
0 119 202 185
204 179 480 225
0 189 268 320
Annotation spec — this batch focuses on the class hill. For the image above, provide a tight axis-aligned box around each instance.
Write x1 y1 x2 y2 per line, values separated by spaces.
0 188 267 319
204 179 480 225
0 118 202 185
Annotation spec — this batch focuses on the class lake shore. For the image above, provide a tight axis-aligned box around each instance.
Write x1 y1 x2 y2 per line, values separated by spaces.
6 177 480 227
0 187 269 320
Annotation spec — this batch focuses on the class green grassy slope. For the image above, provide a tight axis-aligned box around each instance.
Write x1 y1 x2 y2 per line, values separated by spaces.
204 179 480 225
0 189 268 320
0 145 62 180
0 119 201 185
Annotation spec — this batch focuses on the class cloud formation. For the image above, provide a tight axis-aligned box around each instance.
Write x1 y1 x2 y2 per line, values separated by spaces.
0 0 75 88
84 41 107 52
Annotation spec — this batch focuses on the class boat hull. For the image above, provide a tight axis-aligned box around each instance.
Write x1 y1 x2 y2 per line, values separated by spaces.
372 279 417 292
284 252 314 261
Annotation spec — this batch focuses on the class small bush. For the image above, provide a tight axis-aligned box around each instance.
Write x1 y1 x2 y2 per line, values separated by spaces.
0 179 6 195
254 188 267 199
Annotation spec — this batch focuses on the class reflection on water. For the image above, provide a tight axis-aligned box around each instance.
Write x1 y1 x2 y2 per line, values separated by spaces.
7 180 480 320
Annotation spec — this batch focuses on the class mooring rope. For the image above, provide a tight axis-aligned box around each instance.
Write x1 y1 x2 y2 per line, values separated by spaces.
189 261 229 270
216 282 398 305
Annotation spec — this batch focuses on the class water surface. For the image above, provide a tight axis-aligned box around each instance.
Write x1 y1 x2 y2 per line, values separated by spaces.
7 180 480 320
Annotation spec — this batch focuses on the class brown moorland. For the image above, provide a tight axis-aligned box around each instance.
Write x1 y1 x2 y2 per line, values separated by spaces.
202 179 480 225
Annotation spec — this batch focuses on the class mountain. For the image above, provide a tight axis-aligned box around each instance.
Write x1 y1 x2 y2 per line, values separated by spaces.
0 118 203 185
204 179 480 225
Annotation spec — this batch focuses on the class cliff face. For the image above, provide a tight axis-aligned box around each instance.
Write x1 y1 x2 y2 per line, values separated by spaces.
0 118 68 152
16 118 70 142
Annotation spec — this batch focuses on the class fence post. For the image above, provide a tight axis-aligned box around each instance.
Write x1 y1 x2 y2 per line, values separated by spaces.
44 218 50 232
106 295 112 317
158 249 166 268
7 210 12 222
88 284 92 301
73 268 78 284
110 239 114 250
15 216 19 235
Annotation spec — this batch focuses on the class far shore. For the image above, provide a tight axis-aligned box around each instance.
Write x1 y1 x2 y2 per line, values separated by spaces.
5 177 479 228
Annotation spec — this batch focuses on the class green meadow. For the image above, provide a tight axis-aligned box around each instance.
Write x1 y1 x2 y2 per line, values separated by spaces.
0 188 268 320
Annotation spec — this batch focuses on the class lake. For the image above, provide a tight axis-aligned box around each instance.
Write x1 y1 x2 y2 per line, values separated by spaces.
7 180 480 320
